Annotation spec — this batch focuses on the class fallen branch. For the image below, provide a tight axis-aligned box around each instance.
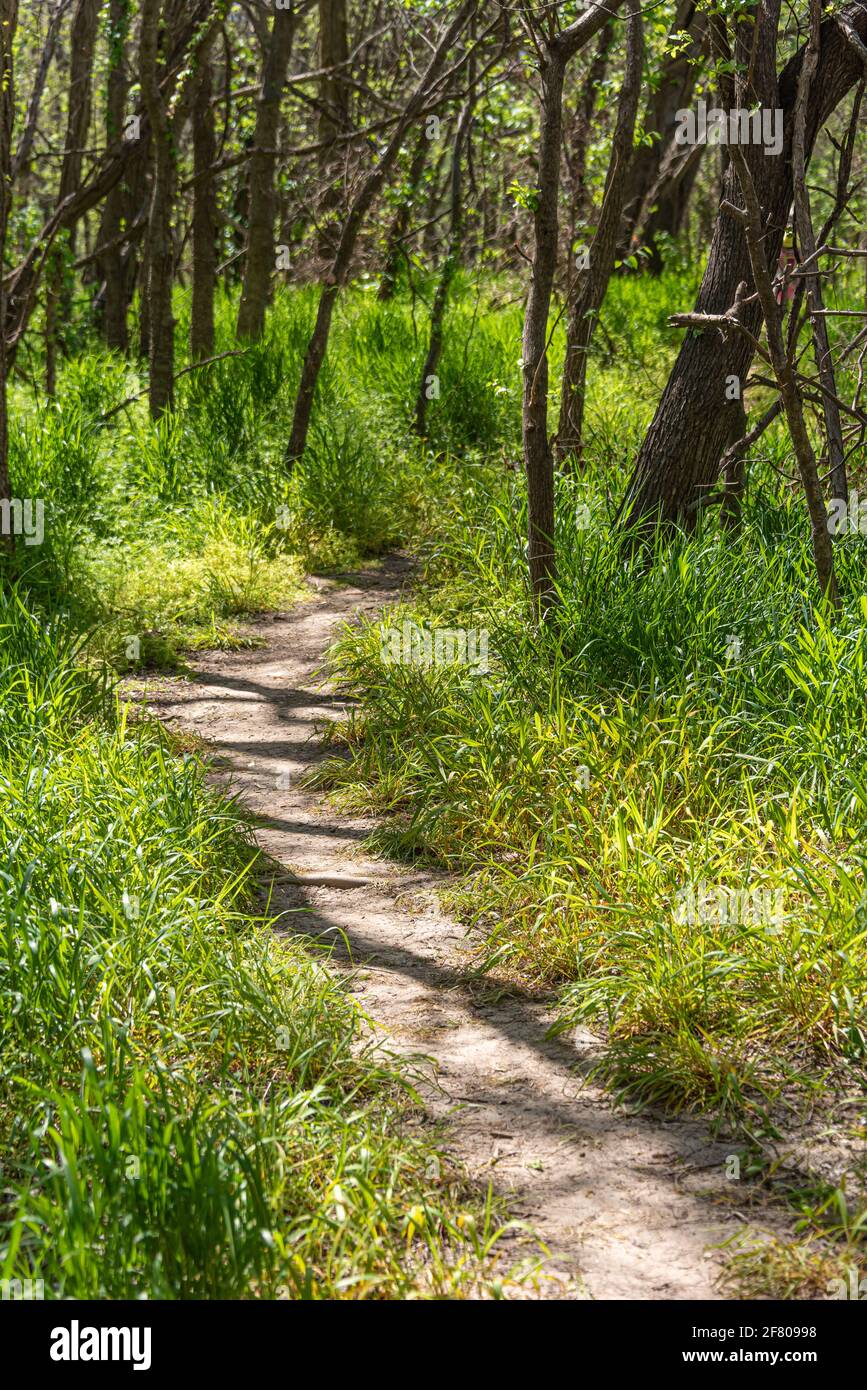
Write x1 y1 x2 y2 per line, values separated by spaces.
100 348 251 421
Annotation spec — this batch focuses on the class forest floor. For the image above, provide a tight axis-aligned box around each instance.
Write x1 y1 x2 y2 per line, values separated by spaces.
125 553 793 1299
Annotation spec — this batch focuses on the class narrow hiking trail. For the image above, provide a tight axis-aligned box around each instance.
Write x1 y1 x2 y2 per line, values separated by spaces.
131 554 767 1299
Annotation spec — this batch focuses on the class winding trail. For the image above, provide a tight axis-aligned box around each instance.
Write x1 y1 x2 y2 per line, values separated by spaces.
133 555 760 1299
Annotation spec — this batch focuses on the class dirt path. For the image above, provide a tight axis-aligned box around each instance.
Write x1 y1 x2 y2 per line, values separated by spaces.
132 555 759 1299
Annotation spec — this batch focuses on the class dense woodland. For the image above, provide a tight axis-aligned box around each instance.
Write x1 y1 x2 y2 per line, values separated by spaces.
1 0 867 1306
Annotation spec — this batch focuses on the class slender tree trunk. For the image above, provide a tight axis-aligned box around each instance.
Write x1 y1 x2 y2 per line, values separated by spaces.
44 274 58 397
792 0 847 501
139 0 176 416
285 0 478 466
378 126 429 301
731 144 838 606
630 138 704 273
137 220 151 362
191 35 217 360
0 0 17 559
617 0 705 264
414 94 475 434
236 6 295 341
563 18 614 251
46 0 99 388
317 0 349 261
99 0 131 352
12 0 62 185
522 49 566 611
520 2 623 613
58 0 99 243
556 0 643 466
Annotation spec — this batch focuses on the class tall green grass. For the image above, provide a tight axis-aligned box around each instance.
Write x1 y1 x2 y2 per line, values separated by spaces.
318 461 867 1126
7 259 864 1292
304 259 867 1156
0 586 508 1298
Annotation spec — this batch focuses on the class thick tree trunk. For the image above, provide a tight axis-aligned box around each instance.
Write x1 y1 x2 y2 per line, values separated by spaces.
285 0 478 466
618 6 867 529
190 35 217 360
236 7 295 342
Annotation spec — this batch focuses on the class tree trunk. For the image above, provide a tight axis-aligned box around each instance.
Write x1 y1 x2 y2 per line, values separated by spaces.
285 0 478 466
377 126 429 301
792 0 847 501
58 0 100 252
520 2 624 613
730 143 838 606
0 0 17 559
617 0 705 264
563 18 615 252
99 0 131 352
556 0 643 465
414 94 475 435
236 6 295 342
618 6 867 529
317 0 349 261
46 0 99 391
522 50 565 612
139 0 176 417
190 35 217 360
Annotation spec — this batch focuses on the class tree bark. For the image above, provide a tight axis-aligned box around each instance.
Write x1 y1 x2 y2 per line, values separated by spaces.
556 0 643 466
563 17 614 253
377 125 429 301
139 0 175 416
618 4 867 530
317 0 349 261
46 0 99 392
414 93 475 435
236 6 295 342
521 50 565 612
519 0 624 613
730 144 839 606
98 0 132 352
190 32 217 360
58 0 100 250
0 0 17 558
617 0 705 267
792 0 847 501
